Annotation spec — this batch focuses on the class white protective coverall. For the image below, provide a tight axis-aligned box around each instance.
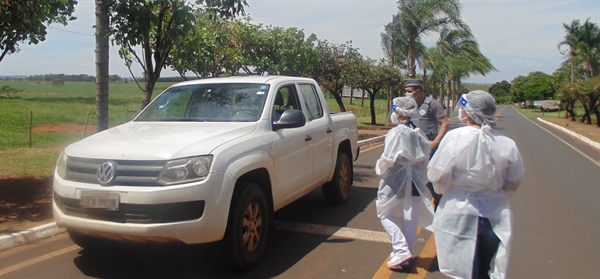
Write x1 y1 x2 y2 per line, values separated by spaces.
428 125 524 279
375 123 435 235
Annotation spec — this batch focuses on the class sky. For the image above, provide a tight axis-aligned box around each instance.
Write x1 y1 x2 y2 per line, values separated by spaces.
0 0 598 84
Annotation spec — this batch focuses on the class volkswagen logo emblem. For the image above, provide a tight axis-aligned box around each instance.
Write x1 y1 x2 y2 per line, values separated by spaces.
97 161 116 185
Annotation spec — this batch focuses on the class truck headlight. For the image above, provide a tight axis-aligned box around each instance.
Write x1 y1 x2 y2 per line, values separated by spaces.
157 155 213 185
56 151 68 179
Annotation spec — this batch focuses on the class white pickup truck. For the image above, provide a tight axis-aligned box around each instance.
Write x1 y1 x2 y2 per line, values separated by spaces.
53 75 359 269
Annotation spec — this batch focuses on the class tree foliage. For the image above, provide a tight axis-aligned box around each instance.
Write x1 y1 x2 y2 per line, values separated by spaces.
556 18 599 124
354 58 403 125
394 0 466 78
488 80 511 104
313 40 362 112
110 0 247 109
0 0 77 63
519 71 556 101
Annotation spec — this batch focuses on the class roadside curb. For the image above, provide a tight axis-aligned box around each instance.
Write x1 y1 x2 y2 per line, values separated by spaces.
358 135 386 146
537 117 600 150
0 137 387 251
0 223 66 251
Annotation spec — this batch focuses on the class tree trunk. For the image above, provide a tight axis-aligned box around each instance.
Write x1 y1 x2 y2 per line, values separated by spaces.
407 39 416 78
369 91 377 125
142 82 156 110
333 89 346 112
95 0 110 132
579 96 591 124
446 79 452 117
586 94 598 126
564 99 576 121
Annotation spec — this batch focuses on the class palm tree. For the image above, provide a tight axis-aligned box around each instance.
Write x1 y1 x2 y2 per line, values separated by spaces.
425 27 495 111
395 0 467 78
574 19 600 77
558 19 583 82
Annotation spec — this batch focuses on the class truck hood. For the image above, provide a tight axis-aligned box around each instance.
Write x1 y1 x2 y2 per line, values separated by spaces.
65 121 256 160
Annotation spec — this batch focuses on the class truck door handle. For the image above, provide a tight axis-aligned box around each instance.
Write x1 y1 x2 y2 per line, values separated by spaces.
326 127 333 133
305 135 313 141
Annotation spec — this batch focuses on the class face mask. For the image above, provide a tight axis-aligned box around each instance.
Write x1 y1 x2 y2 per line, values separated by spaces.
459 108 469 124
390 113 400 124
405 92 415 99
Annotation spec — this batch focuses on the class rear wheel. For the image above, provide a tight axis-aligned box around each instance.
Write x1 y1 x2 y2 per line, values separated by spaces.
222 182 270 270
322 152 352 205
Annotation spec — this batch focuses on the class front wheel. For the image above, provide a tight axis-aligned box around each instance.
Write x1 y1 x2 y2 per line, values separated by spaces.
322 152 353 205
222 182 270 270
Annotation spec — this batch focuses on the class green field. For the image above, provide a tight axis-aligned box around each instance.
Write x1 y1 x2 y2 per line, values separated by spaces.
2 80 588 178
0 80 394 177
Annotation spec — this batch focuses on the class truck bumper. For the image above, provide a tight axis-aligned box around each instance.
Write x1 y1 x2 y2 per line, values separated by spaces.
53 171 235 244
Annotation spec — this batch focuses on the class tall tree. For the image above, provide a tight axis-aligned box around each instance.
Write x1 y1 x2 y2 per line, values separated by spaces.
395 0 466 78
575 76 600 126
0 0 77 63
169 14 248 79
427 27 495 110
313 40 362 112
573 19 600 78
111 0 247 109
354 58 403 125
240 24 319 77
558 19 583 83
96 0 110 132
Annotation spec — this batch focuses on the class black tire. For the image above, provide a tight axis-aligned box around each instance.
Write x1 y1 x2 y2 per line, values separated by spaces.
322 152 352 205
222 182 270 270
67 229 108 250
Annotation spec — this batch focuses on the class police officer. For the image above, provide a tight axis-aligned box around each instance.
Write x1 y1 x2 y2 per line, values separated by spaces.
403 79 448 209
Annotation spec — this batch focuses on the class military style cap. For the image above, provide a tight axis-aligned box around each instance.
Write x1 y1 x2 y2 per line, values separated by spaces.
404 79 424 88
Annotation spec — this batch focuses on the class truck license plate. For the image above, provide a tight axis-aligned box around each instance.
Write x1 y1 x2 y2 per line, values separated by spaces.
80 191 119 210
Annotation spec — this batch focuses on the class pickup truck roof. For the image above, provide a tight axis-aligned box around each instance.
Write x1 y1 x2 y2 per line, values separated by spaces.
173 75 316 86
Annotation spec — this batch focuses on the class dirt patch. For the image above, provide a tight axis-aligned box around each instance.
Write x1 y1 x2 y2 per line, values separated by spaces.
0 176 54 234
32 123 95 133
541 117 600 144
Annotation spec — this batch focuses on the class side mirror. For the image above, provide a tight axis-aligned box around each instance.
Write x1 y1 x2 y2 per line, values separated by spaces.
272 109 306 130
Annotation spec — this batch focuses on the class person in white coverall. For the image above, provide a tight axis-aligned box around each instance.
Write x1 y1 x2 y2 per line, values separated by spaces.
375 97 435 270
427 90 525 279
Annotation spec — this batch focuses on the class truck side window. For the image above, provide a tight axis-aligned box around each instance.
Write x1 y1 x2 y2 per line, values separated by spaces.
298 84 324 121
274 85 302 120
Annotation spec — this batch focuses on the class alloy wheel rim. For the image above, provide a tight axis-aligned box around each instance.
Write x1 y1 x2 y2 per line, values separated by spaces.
242 202 262 252
340 162 349 195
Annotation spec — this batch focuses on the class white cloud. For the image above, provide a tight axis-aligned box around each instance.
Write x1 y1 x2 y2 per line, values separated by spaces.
510 58 542 69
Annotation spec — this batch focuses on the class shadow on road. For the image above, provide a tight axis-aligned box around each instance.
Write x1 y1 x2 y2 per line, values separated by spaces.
72 166 379 277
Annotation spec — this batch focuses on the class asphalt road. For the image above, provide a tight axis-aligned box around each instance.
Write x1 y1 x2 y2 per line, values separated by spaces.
0 106 598 278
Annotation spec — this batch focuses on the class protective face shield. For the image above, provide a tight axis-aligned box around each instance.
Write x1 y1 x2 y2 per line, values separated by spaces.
451 92 496 128
449 94 469 124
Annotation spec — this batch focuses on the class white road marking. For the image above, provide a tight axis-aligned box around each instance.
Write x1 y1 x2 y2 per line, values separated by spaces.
516 110 600 167
275 221 391 243
0 245 79 276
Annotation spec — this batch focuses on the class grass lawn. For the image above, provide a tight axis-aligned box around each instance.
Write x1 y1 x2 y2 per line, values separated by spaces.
0 80 393 178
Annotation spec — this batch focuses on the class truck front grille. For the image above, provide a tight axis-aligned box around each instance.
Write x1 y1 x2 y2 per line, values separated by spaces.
54 194 205 224
65 157 166 186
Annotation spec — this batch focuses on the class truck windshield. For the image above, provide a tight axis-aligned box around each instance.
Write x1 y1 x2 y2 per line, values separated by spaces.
135 83 270 122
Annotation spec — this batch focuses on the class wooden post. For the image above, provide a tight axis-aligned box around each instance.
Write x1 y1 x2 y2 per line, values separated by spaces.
29 111 32 147
126 109 129 122
84 110 90 138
